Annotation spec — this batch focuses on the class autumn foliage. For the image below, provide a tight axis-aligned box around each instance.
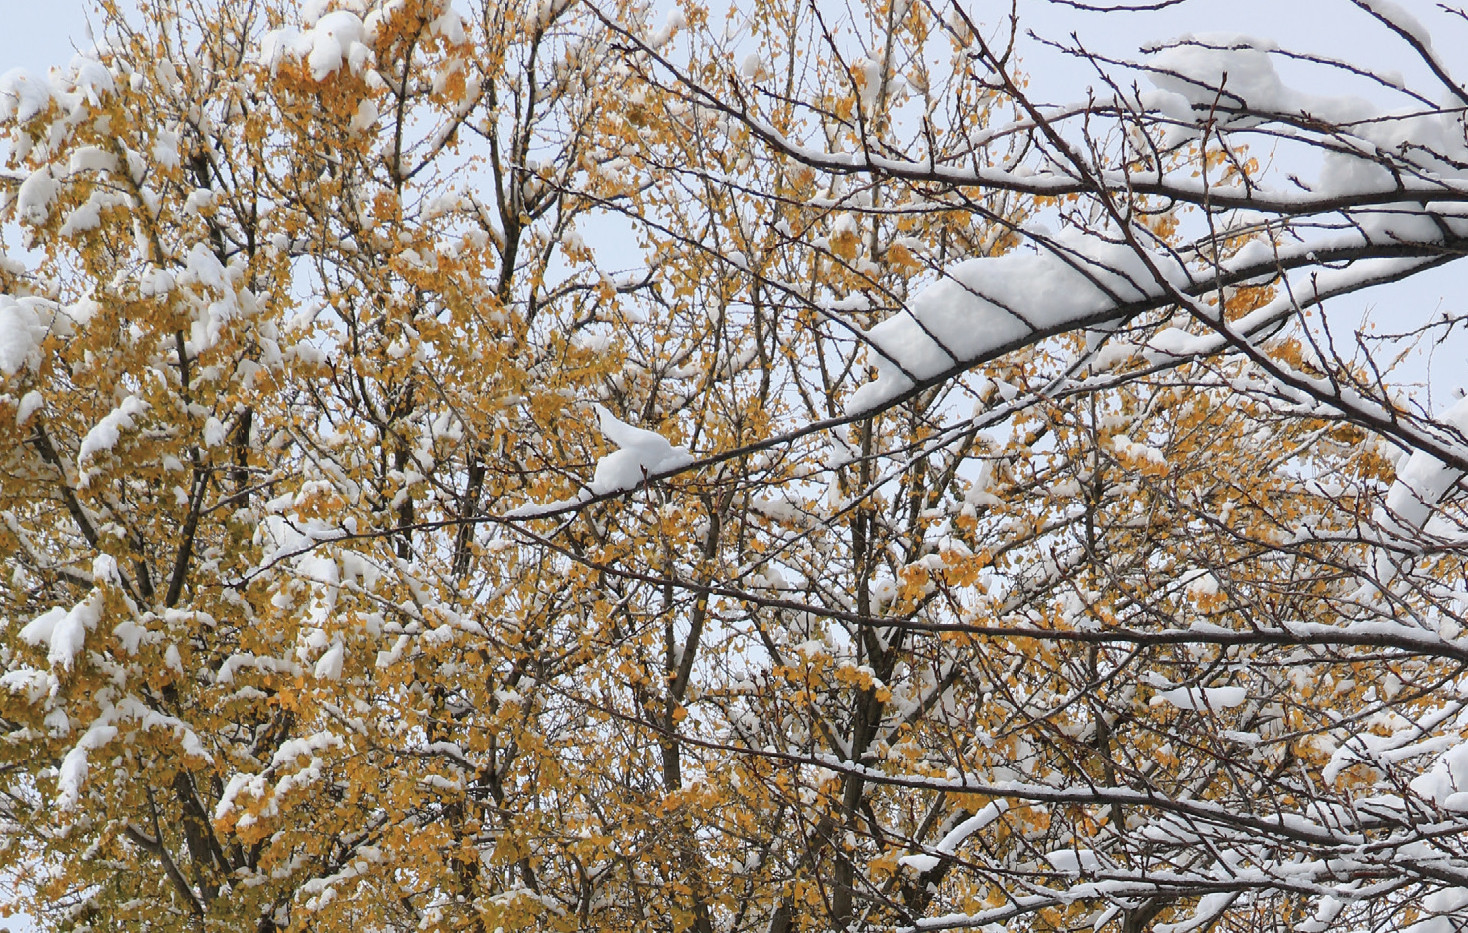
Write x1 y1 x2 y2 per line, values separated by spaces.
3 1 1468 932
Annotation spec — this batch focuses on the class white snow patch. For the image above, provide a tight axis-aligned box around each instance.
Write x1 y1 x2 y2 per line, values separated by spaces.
1373 395 1468 580
19 590 104 670
1152 685 1247 711
57 719 118 810
1045 848 1102 873
16 167 59 225
846 229 1184 413
899 800 1009 872
78 395 149 475
0 297 50 375
314 643 345 681
0 68 53 122
588 404 692 496
259 11 370 82
15 390 43 425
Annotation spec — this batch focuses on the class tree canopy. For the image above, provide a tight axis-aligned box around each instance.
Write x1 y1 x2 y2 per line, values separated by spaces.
3 0 1468 931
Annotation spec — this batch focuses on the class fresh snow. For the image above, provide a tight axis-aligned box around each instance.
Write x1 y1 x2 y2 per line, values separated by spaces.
314 642 345 681
1045 848 1103 873
508 405 692 516
0 68 54 123
19 591 103 670
847 229 1187 413
1153 685 1248 711
77 395 149 476
899 800 1009 872
1382 394 1468 533
259 9 372 81
589 404 692 495
0 296 51 375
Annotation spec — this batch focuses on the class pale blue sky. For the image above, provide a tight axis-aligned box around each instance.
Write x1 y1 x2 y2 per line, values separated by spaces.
0 1 92 75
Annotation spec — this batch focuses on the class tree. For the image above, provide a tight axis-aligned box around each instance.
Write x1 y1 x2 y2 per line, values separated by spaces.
0 0 641 927
3 1 1468 932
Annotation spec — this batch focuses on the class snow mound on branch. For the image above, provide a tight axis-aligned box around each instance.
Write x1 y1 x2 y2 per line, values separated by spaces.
1143 34 1370 134
15 166 59 225
1045 848 1103 873
1140 29 1468 194
1409 737 1468 810
0 68 54 123
847 229 1185 413
66 54 116 106
19 590 104 670
1153 685 1247 711
504 405 693 517
78 395 149 476
1380 396 1468 537
57 718 117 810
899 800 1009 872
52 697 212 811
1366 395 1468 588
1356 0 1436 50
0 296 52 375
0 55 114 125
259 9 372 81
590 404 691 495
314 642 345 680
1146 35 1289 126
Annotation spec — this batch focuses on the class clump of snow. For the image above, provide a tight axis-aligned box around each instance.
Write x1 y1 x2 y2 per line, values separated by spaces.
588 404 692 496
504 405 696 517
314 642 345 680
1185 571 1220 600
0 68 54 122
1147 35 1286 127
1409 738 1468 808
1373 395 1468 581
1383 394 1468 531
852 57 883 110
67 146 119 175
204 416 228 447
308 12 369 80
1045 848 1102 873
214 730 345 824
898 851 941 873
52 698 212 810
1144 326 1211 362
67 54 116 106
1152 685 1247 711
1112 433 1167 470
0 297 51 375
1354 0 1435 51
350 98 378 134
19 590 104 670
899 800 1009 872
15 166 59 225
646 7 686 49
0 668 55 704
57 718 118 810
847 230 1185 413
78 395 149 478
258 9 372 81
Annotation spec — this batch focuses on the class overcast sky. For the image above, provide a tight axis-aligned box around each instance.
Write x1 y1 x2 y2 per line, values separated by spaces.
0 0 92 75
